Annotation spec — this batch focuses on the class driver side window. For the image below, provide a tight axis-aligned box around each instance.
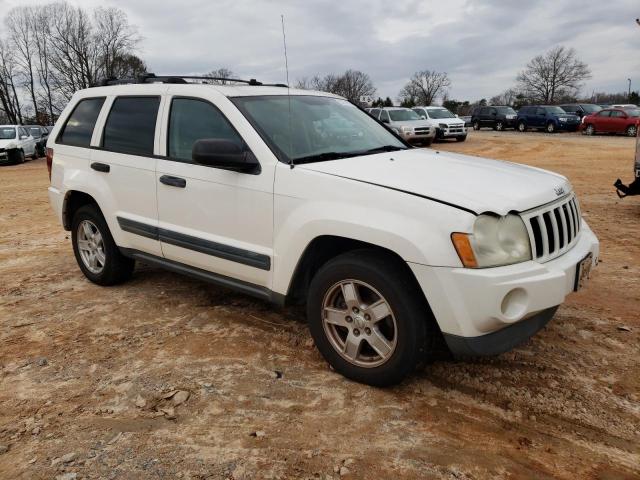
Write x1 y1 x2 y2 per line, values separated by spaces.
168 98 244 162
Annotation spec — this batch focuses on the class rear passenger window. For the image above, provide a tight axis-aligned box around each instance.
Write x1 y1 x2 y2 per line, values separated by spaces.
103 97 160 156
168 98 244 162
58 97 105 147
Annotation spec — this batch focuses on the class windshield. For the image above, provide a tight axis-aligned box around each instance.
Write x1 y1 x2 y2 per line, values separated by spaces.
388 109 420 121
581 104 602 113
545 106 567 114
427 108 455 119
232 95 406 164
29 127 41 137
0 127 16 140
495 107 517 115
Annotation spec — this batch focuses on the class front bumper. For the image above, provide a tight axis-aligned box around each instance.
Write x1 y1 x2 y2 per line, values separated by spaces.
557 121 580 131
436 125 467 138
409 220 599 355
400 129 436 143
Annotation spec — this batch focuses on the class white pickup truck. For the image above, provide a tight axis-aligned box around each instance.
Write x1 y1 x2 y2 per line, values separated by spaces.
47 75 599 386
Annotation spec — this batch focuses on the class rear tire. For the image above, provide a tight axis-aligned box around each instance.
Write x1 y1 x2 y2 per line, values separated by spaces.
626 125 638 137
517 121 527 132
472 121 480 131
495 121 504 131
71 204 135 286
306 250 436 387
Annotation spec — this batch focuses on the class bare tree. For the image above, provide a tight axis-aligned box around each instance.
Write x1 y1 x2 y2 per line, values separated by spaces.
6 6 39 119
295 70 376 103
0 39 23 123
202 67 235 84
93 7 139 79
489 88 519 106
111 53 147 79
32 5 58 123
398 70 451 106
516 46 591 104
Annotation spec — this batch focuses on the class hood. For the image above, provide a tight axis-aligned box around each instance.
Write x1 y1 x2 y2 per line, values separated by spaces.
389 120 433 128
431 117 464 125
0 139 17 149
298 148 570 215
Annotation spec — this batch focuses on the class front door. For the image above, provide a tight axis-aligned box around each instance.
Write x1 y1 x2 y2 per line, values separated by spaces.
155 88 275 288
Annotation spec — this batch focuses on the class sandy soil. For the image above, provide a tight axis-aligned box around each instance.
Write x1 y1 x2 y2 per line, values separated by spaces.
0 130 638 479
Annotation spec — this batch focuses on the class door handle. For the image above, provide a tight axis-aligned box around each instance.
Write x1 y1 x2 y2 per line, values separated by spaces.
91 162 110 173
159 175 186 188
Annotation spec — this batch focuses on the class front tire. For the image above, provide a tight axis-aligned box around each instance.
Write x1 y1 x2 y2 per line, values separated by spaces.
472 121 480 131
495 121 504 131
546 122 556 133
455 135 467 142
71 204 135 286
517 121 527 132
306 250 436 387
585 124 595 136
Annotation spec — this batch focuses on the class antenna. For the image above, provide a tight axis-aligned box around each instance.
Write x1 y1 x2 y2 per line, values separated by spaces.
281 14 294 169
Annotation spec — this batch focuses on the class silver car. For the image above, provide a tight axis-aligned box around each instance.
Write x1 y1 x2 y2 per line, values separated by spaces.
369 107 436 146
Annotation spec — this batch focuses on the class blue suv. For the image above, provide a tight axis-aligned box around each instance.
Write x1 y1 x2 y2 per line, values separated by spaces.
516 105 581 133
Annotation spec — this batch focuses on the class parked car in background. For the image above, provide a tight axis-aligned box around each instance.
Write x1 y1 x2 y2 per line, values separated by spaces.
516 106 581 133
0 125 37 164
371 107 436 145
559 104 602 119
460 115 472 128
611 104 638 110
412 106 467 142
27 125 49 157
471 106 518 131
581 107 640 137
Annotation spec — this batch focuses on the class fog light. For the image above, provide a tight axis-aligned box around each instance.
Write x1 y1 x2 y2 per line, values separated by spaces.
500 288 528 321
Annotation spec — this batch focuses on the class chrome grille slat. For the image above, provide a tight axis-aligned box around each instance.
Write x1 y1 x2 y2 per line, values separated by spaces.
520 193 581 263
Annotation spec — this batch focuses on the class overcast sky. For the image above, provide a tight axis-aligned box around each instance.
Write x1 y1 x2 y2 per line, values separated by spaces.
2 0 639 102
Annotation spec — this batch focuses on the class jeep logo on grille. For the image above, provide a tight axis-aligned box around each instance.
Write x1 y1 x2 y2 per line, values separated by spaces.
554 186 565 196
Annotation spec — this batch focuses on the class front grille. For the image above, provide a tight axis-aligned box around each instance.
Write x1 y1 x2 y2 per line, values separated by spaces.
520 194 581 262
446 125 465 134
414 127 431 135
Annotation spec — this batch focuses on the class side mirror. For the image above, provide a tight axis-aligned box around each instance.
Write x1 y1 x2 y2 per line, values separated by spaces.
420 115 426 120
20 135 28 140
192 139 260 174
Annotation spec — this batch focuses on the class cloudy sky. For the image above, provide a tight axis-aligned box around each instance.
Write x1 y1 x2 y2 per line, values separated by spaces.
2 0 639 102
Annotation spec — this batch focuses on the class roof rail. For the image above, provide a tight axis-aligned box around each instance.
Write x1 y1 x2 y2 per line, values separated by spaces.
94 73 288 88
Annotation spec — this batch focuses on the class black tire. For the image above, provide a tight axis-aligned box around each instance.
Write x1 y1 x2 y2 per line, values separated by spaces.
517 121 527 132
11 149 25 164
626 125 638 137
455 135 467 142
546 122 556 133
306 250 437 387
423 138 433 147
495 121 504 131
472 120 480 131
584 124 595 136
71 204 135 286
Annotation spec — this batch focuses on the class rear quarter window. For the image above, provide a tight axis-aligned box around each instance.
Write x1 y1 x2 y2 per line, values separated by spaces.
57 97 106 147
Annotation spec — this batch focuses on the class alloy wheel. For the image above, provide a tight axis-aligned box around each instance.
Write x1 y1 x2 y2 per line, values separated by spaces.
627 125 637 137
77 220 106 274
321 279 397 368
496 122 504 131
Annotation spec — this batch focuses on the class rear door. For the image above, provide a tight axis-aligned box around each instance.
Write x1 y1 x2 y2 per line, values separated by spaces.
90 90 166 256
154 87 276 288
609 110 627 133
534 107 547 127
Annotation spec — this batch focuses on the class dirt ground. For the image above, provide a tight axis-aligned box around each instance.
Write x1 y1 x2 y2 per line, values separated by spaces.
0 130 639 480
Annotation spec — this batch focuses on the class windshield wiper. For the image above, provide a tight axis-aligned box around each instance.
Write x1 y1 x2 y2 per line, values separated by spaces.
361 145 406 154
293 145 407 165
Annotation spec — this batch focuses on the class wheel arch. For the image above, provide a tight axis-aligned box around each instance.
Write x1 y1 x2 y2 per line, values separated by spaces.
62 190 101 230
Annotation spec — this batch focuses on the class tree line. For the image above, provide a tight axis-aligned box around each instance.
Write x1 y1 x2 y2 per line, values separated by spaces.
0 1 144 125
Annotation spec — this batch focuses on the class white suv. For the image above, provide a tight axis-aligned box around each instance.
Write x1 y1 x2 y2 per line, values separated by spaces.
0 125 37 164
412 106 467 142
47 75 599 386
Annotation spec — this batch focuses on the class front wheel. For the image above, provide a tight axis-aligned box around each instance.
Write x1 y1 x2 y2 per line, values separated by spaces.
495 121 504 131
306 250 436 386
517 121 527 132
546 122 556 133
72 204 135 286
626 125 638 137
472 121 480 131
455 135 467 142
585 124 595 136
423 138 433 147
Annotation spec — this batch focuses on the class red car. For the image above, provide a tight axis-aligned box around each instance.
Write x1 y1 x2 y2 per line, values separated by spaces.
581 107 640 137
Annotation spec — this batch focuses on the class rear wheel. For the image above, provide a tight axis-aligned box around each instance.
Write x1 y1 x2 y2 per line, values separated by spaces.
546 122 556 133
71 204 135 286
472 120 480 131
585 124 595 136
626 125 638 137
517 121 527 132
306 250 436 386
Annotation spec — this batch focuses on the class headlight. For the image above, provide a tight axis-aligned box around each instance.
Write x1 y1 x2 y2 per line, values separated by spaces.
558 117 567 122
451 214 532 268
439 123 448 129
391 127 400 134
401 126 413 133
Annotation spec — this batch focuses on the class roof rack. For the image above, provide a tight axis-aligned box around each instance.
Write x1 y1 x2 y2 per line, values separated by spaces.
95 73 288 88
